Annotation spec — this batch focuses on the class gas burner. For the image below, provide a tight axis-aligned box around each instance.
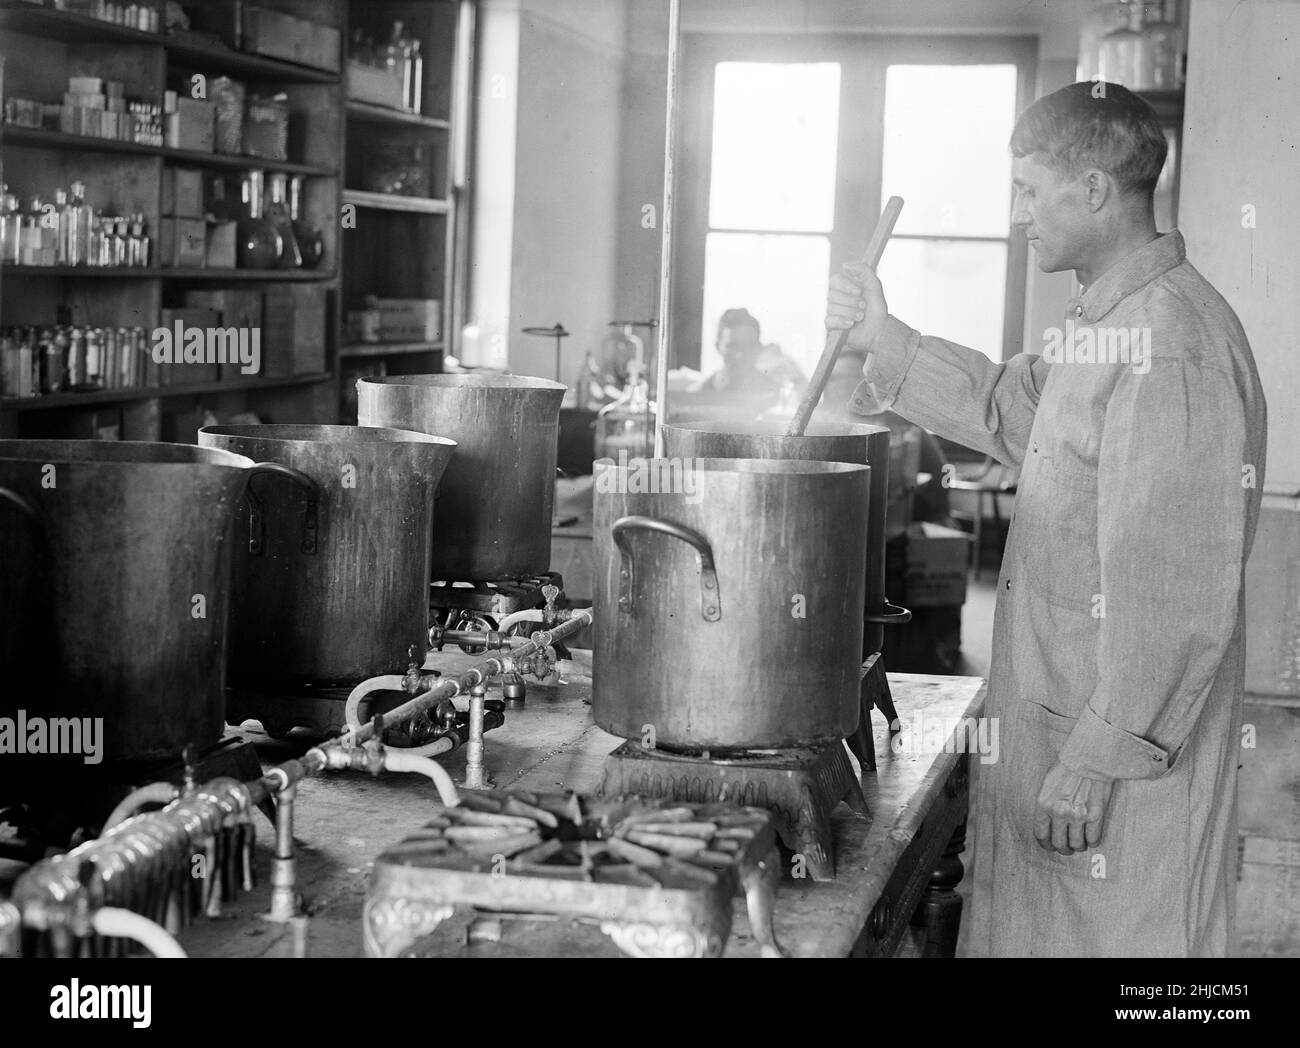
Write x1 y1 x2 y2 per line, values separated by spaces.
430 572 565 619
600 741 866 882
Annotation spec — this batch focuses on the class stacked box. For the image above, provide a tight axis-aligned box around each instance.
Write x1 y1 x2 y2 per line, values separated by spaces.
262 285 327 377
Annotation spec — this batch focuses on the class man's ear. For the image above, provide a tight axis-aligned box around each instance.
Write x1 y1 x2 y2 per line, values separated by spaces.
1083 168 1113 213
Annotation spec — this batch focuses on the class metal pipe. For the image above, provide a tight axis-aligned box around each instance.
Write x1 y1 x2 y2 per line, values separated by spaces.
463 685 489 790
102 782 176 831
92 907 187 959
652 0 681 458
267 783 297 923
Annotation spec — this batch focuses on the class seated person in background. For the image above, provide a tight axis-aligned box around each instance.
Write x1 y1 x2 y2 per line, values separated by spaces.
696 308 807 396
817 349 953 526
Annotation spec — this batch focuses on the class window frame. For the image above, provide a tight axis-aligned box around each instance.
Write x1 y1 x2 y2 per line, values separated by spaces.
674 32 1038 370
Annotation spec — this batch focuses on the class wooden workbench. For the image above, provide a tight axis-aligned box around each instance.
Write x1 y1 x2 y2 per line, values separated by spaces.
181 667 985 959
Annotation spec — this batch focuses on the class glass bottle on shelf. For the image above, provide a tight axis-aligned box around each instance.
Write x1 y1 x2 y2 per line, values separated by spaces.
53 189 69 265
69 182 92 266
22 197 45 266
1099 1 1145 89
84 327 103 390
1140 1 1179 90
595 357 656 461
288 176 324 269
112 218 129 268
0 187 22 265
66 326 86 389
263 172 303 269
237 170 283 269
97 217 115 267
407 38 424 114
1077 2 1130 82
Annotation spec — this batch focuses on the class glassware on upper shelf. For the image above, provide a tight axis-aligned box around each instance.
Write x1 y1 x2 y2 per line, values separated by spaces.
1077 1 1131 83
1139 0 1183 90
1098 1 1146 90
288 176 325 269
264 173 304 269
237 170 283 270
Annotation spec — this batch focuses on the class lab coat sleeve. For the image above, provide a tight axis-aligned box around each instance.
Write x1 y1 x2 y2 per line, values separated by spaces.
1058 357 1251 782
849 315 1051 467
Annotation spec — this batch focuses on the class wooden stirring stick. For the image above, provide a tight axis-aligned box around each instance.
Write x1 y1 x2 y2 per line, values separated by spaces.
785 195 905 437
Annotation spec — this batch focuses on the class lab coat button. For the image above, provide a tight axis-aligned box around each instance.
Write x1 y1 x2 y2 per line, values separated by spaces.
1005 579 1011 591
1074 304 1084 318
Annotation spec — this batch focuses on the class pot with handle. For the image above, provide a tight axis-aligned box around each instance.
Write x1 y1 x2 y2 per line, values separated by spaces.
0 440 313 761
592 455 870 751
660 419 907 654
198 424 455 688
357 374 566 580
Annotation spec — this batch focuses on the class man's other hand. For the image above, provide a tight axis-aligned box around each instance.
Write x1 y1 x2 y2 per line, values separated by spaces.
826 262 889 354
1034 761 1114 854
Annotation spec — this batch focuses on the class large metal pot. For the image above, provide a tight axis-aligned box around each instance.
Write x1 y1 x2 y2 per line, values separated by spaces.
592 456 870 751
357 374 566 580
0 440 289 761
198 424 455 688
661 419 897 653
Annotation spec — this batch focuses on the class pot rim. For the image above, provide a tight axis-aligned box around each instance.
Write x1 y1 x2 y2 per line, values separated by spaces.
358 373 566 393
0 438 255 470
594 455 870 476
199 424 457 448
662 418 891 439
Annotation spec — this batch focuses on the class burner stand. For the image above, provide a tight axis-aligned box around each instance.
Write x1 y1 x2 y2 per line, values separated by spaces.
600 741 866 882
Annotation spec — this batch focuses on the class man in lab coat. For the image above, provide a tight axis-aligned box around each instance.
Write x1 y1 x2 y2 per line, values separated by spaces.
827 81 1266 956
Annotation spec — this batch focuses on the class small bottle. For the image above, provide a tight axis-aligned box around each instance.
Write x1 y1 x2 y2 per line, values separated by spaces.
264 173 303 268
22 196 45 266
0 187 22 265
112 218 129 267
66 326 86 388
37 328 60 394
97 217 114 267
85 327 103 389
53 189 70 265
101 327 119 390
288 176 324 269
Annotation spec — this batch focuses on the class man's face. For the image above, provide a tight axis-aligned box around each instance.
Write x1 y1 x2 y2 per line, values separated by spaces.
1011 154 1094 274
717 323 761 369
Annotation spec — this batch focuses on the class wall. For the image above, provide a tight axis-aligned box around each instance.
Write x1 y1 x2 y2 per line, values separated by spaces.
1179 0 1300 488
467 0 631 379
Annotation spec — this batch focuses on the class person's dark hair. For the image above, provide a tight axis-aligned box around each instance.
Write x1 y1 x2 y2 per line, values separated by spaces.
1010 81 1167 197
717 308 761 342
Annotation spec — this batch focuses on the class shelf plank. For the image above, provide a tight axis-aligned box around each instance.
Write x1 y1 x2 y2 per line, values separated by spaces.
1 373 334 413
342 189 450 215
1 125 338 177
2 264 335 282
0 4 158 46
345 100 450 130
0 6 341 84
340 341 444 359
164 33 341 85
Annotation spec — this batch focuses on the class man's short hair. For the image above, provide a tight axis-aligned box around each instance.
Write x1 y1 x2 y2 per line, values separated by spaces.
1010 82 1167 197
717 308 761 342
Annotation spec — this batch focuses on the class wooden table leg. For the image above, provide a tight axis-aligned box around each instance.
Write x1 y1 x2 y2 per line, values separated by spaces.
911 819 967 958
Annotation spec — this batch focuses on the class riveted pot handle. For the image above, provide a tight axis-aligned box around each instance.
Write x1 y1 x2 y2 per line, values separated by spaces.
245 462 319 555
612 515 721 622
865 600 911 626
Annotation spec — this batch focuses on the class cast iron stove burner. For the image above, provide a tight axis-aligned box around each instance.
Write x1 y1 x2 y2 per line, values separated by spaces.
429 571 565 619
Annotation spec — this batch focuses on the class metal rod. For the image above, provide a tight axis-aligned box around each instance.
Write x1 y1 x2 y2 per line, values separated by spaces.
267 784 297 923
463 685 489 790
652 0 681 458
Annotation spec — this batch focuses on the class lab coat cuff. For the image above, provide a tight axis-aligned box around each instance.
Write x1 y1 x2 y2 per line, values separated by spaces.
848 315 920 414
1058 704 1173 782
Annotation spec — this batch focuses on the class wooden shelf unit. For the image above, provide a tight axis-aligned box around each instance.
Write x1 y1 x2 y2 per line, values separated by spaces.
0 0 346 441
339 0 473 422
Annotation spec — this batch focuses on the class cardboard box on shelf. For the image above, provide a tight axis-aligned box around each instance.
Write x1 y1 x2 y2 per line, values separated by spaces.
205 221 237 269
158 308 221 385
243 7 341 72
904 521 971 607
373 298 440 342
167 97 214 153
347 62 406 110
158 217 208 268
262 285 327 377
162 167 205 217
